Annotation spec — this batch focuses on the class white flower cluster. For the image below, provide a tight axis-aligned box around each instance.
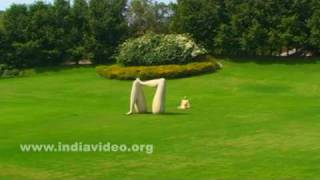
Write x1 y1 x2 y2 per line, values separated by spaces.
117 33 208 66
165 34 207 58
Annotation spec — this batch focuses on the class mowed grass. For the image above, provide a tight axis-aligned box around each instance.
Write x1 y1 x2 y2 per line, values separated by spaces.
1 60 320 180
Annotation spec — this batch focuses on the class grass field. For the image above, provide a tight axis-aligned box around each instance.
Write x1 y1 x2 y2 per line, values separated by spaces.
1 60 320 179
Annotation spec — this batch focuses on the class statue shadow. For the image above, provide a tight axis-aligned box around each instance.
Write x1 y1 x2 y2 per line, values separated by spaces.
137 112 188 116
162 112 188 116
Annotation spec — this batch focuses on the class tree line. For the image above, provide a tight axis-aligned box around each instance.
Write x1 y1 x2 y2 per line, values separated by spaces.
172 0 320 57
0 0 129 67
0 0 319 68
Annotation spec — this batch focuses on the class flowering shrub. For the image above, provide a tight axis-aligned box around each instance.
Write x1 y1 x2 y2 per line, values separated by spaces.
96 61 220 80
116 33 208 66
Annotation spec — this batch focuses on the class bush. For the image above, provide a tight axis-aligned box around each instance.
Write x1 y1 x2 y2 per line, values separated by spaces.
0 64 23 78
116 33 208 66
96 61 220 80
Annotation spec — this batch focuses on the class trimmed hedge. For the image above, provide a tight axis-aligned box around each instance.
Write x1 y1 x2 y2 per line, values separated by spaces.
116 33 208 66
96 61 220 80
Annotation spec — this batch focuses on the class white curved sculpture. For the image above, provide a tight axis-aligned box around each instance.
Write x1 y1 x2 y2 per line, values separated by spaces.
127 78 166 115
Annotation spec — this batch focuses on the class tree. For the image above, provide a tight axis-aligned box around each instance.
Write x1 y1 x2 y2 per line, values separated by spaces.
213 0 239 55
0 30 8 64
153 2 173 34
127 0 173 36
0 11 7 64
308 0 320 55
3 4 32 67
87 0 128 64
69 0 89 64
1 0 319 68
214 24 239 55
3 5 29 44
170 0 316 56
0 11 4 30
171 0 222 51
27 1 59 66
278 0 312 56
52 0 72 63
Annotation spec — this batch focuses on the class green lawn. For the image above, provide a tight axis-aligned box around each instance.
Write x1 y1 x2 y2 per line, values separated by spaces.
1 60 320 179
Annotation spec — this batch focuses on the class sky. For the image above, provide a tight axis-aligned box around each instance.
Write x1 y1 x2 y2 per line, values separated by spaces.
0 0 176 10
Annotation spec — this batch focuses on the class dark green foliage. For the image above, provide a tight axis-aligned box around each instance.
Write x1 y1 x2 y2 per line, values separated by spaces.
0 11 4 30
0 64 23 78
171 0 319 56
0 13 7 64
116 33 207 66
69 0 89 64
3 4 32 67
27 1 63 66
87 0 128 64
1 0 127 67
1 0 320 68
0 30 8 64
2 2 71 67
51 0 72 64
308 0 320 55
171 0 220 51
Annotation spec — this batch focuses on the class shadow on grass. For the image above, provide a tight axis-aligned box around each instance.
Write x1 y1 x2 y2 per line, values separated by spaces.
217 56 320 65
127 112 189 116
162 112 189 116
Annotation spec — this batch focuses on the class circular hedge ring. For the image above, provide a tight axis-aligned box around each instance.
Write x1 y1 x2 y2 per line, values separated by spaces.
96 61 221 80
